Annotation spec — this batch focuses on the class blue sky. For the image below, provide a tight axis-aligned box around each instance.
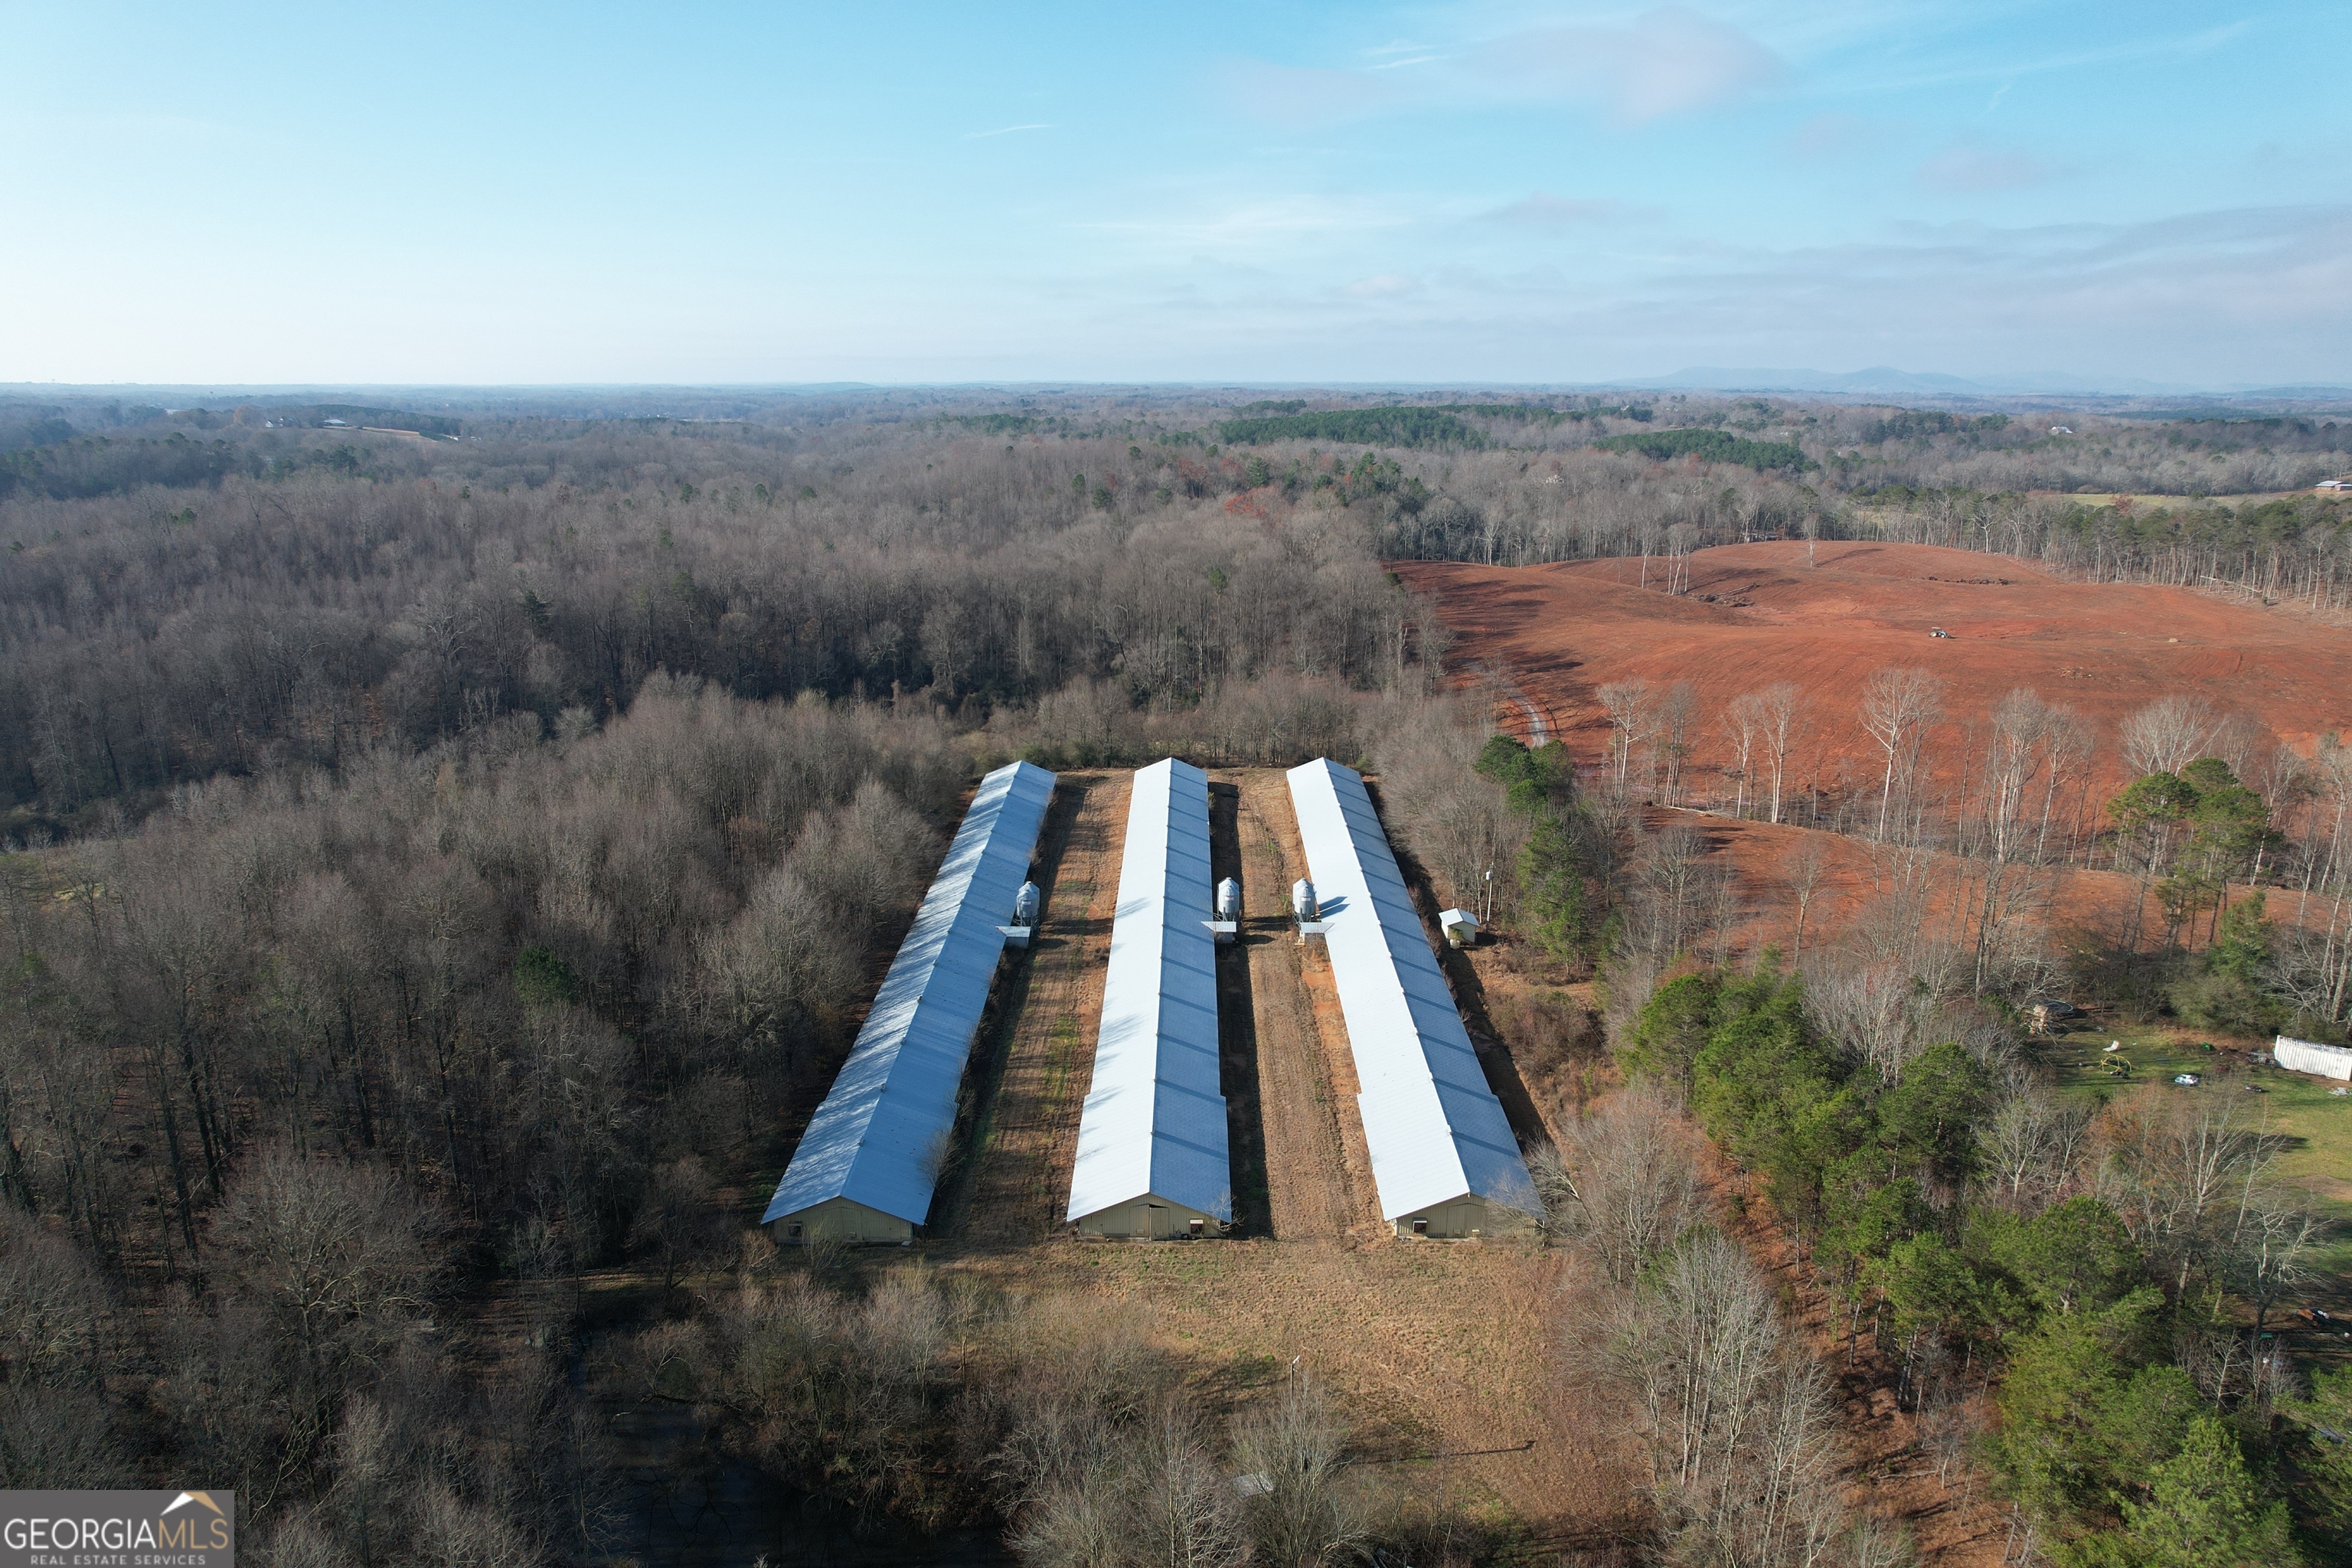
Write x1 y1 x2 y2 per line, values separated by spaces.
4 2 2347 387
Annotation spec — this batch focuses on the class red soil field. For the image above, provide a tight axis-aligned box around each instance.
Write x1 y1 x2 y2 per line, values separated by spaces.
1396 540 2352 806
1634 804 2185 959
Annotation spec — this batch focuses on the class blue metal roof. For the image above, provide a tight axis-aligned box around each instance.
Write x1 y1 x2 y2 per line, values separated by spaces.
1067 759 1233 1223
763 760 1057 1227
1285 759 1540 1223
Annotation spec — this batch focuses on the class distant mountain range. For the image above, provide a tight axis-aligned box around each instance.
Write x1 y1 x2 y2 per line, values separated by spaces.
1622 366 2352 399
1627 366 2174 397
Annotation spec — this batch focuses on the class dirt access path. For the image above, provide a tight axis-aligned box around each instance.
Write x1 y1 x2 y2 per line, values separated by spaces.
941 769 1129 1245
1225 769 1389 1243
944 766 1386 1246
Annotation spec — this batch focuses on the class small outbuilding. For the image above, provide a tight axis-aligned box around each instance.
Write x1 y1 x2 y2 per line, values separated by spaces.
2275 1035 2352 1081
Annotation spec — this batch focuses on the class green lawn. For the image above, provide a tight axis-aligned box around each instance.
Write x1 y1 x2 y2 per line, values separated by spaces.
2042 1021 2352 1289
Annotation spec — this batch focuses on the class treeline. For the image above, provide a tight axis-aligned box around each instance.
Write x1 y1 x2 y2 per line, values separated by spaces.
1214 406 1488 450
1593 426 1812 473
1586 663 2352 1037
1327 722 1929 1561
1618 965 2343 1563
1 430 258 500
1393 671 2352 1047
2 679 965 1274
1539 1089 1910 1566
1860 410 2011 444
8 388 2344 592
0 431 1429 830
1856 487 2352 612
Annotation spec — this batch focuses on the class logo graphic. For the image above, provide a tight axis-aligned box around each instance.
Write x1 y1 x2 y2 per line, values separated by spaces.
2 1489 235 1567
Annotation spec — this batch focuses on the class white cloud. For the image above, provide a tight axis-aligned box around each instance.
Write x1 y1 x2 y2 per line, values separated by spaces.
1482 191 1661 226
1073 194 1410 253
1219 57 1401 127
1222 7 1783 129
1466 7 1786 124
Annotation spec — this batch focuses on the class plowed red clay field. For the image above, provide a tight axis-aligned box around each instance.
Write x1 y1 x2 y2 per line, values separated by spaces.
1395 541 2352 802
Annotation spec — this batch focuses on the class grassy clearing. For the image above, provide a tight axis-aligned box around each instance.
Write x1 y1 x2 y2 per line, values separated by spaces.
2043 1021 2352 1282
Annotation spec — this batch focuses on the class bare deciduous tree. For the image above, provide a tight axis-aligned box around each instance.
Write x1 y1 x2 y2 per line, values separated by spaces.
1758 682 1808 825
1858 667 1944 842
0 1382 130 1488
2097 1086 2284 1297
1982 1089 2090 1214
2120 694 2218 779
1230 1374 1369 1568
0 1205 109 1386
1624 822 1723 967
1597 679 1654 797
627 1156 730 1296
1723 691 1765 818
1782 838 1828 963
1372 701 1527 916
1582 1227 1851 1566
1657 680 1697 806
1530 1086 1704 1285
212 1144 446 1383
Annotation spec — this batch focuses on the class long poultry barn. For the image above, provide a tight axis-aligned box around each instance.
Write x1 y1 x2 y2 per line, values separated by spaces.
1285 758 1542 1238
1066 757 1233 1238
761 759 1057 1244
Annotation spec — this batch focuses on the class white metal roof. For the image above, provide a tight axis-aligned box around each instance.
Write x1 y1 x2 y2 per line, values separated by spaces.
1285 759 1540 1223
1067 759 1232 1223
763 760 1057 1228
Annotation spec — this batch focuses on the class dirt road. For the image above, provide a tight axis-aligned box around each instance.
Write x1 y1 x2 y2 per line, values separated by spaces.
1225 770 1386 1243
942 770 1128 1245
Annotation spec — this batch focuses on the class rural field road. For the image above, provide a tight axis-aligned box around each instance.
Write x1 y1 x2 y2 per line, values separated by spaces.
947 769 1127 1244
1230 771 1384 1243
